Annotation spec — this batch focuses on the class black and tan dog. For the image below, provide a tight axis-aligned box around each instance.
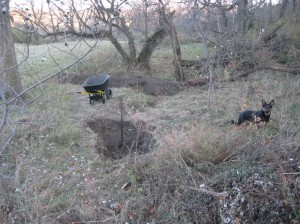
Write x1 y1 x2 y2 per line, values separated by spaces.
231 99 274 128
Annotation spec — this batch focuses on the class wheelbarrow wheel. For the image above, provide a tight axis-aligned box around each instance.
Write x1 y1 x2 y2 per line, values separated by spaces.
102 95 106 104
105 89 112 100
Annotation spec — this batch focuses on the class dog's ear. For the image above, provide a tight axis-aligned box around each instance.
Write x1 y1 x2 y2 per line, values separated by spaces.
270 100 274 106
262 99 266 107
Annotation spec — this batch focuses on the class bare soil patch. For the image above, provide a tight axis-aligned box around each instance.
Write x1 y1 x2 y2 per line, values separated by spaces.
87 118 155 159
60 73 181 96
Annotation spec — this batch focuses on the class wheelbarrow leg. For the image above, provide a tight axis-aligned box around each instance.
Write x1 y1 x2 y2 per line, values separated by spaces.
102 94 105 104
89 94 94 105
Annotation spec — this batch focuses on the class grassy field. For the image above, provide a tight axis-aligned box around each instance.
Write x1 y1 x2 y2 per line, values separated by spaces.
1 39 300 223
15 39 206 86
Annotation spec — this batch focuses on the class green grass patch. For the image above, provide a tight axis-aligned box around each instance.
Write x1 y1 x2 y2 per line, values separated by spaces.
113 88 157 112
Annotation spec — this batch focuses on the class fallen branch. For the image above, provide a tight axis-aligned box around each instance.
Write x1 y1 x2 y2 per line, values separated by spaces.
182 65 300 87
180 56 231 70
181 77 210 86
262 23 284 43
229 65 300 81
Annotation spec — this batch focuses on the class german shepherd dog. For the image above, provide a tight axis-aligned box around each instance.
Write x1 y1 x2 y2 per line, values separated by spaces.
231 99 274 127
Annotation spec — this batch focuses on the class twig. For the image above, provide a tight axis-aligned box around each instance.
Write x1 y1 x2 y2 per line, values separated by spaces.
188 186 228 199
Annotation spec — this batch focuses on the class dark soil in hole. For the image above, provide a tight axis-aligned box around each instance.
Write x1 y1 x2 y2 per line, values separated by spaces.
87 118 155 159
60 72 181 96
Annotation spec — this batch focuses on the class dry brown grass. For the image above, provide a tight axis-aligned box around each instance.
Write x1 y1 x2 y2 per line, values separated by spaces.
1 39 300 223
92 73 300 223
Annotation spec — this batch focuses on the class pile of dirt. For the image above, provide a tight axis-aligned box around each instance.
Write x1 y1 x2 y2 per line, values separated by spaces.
60 73 181 96
87 118 155 159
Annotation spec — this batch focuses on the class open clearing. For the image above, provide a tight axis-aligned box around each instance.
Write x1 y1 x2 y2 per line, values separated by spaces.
1 40 300 223
40 70 298 223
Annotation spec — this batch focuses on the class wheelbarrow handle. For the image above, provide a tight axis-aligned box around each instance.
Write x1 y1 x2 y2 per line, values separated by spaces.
77 90 105 95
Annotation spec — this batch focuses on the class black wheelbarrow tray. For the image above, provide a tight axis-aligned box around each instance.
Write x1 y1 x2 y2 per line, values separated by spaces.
78 74 112 104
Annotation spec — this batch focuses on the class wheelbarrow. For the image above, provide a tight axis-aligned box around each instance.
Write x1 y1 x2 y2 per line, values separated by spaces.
78 74 112 104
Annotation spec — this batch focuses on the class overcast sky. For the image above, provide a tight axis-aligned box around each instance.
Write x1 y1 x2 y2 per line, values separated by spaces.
10 0 90 10
11 0 47 8
10 0 280 11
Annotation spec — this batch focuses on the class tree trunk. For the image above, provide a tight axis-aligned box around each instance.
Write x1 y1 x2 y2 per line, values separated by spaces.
170 26 184 81
105 31 132 65
0 0 23 94
237 0 248 33
164 13 184 81
221 9 228 28
279 0 289 18
143 0 149 40
136 27 169 70
192 1 213 110
292 0 297 12
119 17 137 62
268 0 273 23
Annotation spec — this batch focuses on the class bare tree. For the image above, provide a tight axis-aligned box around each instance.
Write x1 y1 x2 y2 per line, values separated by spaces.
190 0 214 109
0 0 25 154
158 0 184 81
17 0 176 73
0 0 23 93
